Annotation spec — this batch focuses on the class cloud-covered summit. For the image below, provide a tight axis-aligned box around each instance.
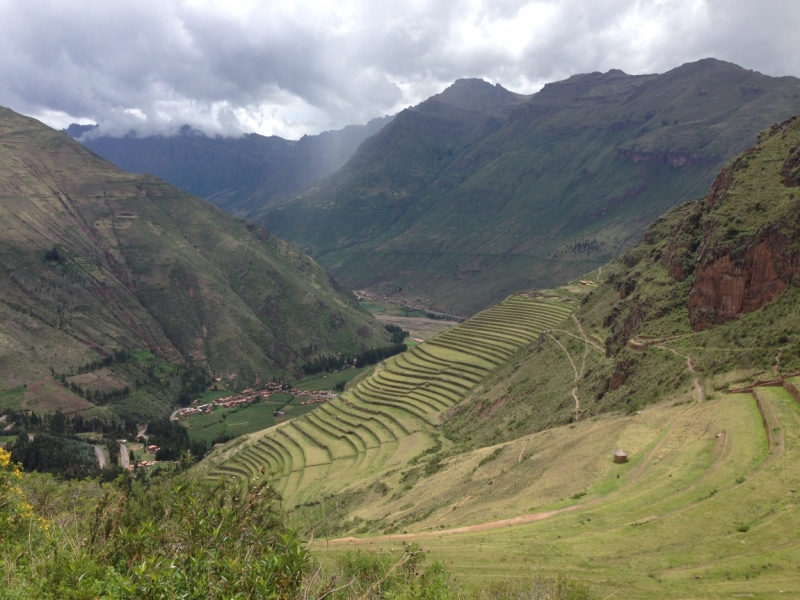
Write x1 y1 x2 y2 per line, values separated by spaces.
2 0 799 139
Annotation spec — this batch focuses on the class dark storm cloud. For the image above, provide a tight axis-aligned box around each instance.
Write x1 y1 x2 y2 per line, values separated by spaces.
0 0 798 138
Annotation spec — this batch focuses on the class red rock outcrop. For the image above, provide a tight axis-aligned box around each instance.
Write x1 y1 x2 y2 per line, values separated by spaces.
687 234 799 330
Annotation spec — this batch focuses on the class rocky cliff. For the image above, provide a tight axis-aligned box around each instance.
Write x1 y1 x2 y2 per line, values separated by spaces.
685 117 800 329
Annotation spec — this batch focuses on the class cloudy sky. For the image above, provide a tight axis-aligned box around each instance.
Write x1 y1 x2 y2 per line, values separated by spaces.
1 0 799 139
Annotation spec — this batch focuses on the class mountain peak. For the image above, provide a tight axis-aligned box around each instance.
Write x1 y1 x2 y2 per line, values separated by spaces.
427 78 530 115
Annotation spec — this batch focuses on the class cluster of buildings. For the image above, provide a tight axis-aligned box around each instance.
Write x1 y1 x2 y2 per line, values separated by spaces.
173 386 337 421
173 388 266 419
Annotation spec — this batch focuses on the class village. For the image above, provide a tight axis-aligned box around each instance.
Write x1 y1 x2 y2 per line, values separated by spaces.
172 382 337 421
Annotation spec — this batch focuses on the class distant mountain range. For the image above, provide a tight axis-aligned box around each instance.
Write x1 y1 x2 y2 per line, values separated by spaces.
65 115 393 217
257 59 800 315
0 106 388 416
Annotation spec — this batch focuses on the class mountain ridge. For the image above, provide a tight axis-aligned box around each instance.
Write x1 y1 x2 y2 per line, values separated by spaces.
65 115 394 217
0 106 389 417
259 58 800 315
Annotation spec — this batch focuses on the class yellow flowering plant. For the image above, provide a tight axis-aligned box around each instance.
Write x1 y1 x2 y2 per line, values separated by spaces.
0 446 48 540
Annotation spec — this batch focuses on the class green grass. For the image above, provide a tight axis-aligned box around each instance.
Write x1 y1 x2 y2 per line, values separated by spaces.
0 386 25 411
291 367 369 391
205 296 571 507
312 386 800 598
0 105 392 421
187 394 324 446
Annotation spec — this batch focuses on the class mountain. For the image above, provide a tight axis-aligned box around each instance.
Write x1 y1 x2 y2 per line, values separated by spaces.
203 116 800 589
0 106 389 418
258 59 800 315
445 114 800 449
65 115 393 217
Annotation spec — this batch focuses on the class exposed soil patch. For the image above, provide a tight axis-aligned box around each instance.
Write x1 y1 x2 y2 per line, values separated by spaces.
374 315 454 340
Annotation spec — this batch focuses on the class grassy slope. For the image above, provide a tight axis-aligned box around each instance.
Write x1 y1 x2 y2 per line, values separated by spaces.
202 295 572 508
444 116 800 451
265 116 800 597
316 386 800 599
0 106 389 418
262 59 800 315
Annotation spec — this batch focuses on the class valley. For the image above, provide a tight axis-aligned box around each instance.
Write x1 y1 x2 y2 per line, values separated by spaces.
260 60 800 315
3 51 800 598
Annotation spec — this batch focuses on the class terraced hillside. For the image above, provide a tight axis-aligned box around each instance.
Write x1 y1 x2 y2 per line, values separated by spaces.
319 384 800 598
207 295 573 504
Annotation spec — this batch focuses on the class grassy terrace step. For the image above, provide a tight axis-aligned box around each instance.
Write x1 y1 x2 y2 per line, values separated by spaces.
332 399 406 442
251 444 282 473
212 296 574 500
347 390 432 430
454 325 535 346
415 341 499 368
351 388 437 423
426 340 505 366
393 356 486 384
300 413 363 457
369 373 465 401
483 306 570 324
468 313 545 329
236 450 263 475
274 427 309 470
405 378 464 399
260 438 292 472
438 324 523 346
316 404 386 447
387 370 476 394
305 411 367 452
435 330 518 355
457 319 541 339
340 396 414 437
288 422 333 465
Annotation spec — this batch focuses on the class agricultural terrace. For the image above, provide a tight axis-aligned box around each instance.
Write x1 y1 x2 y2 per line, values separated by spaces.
207 296 572 505
317 384 800 599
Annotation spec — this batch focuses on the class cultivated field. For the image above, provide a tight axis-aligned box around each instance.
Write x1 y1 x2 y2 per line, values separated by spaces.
316 385 800 599
206 296 572 505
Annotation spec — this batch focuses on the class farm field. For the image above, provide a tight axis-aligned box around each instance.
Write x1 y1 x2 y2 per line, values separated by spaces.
291 367 370 391
187 395 322 445
315 385 800 599
205 295 573 505
374 315 455 341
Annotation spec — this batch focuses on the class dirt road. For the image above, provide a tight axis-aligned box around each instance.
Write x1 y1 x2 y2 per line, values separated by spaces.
120 443 130 469
329 505 582 545
94 445 106 469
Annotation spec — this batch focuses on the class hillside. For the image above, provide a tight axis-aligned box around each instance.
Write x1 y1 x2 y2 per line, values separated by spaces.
66 115 393 217
0 106 389 419
447 114 800 450
204 294 573 507
260 59 800 315
202 115 800 597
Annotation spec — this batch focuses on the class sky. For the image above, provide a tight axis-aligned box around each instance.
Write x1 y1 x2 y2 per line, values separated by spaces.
1 0 799 140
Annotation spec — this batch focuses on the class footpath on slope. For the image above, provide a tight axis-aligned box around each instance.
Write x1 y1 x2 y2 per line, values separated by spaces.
329 505 584 544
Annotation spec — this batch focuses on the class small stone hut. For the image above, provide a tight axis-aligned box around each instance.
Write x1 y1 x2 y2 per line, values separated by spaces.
613 449 628 464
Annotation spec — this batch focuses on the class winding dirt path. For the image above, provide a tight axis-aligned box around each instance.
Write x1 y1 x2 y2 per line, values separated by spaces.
518 440 528 463
329 505 583 544
653 345 702 402
694 379 704 402
546 333 581 420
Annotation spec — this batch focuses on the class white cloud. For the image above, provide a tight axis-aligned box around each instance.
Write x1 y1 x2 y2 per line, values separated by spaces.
0 0 798 138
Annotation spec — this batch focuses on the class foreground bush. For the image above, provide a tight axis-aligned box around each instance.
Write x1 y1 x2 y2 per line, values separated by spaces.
0 452 591 599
